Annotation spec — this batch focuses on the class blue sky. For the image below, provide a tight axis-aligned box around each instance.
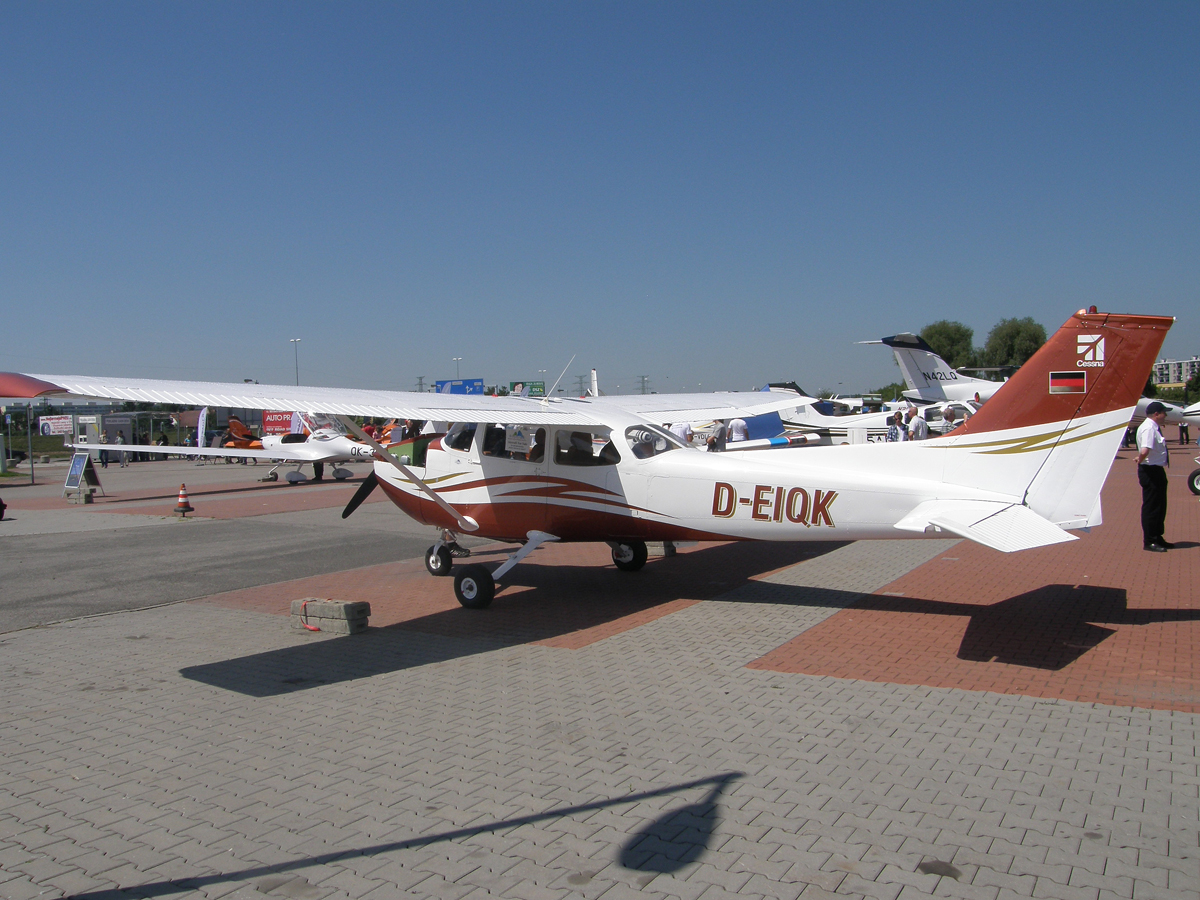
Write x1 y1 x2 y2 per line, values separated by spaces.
2 2 1196 395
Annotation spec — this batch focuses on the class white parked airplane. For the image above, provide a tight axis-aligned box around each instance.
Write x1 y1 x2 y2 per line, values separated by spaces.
1 309 1172 608
865 330 1190 428
860 332 1004 404
72 411 393 482
773 391 977 444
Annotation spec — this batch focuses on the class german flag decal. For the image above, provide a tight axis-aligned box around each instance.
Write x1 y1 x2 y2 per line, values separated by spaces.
1049 371 1086 394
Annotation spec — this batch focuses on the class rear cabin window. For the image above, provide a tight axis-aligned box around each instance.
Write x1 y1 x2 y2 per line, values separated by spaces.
554 429 619 466
479 424 545 461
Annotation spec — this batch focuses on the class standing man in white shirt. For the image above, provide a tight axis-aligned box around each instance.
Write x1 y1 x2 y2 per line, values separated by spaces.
906 406 928 441
669 422 695 446
1136 401 1172 552
728 417 749 444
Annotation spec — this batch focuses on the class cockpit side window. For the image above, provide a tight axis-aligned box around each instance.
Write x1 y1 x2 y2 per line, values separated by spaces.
554 429 618 466
445 422 477 452
624 425 684 459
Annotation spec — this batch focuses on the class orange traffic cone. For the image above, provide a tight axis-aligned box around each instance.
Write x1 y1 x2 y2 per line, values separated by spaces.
175 484 195 517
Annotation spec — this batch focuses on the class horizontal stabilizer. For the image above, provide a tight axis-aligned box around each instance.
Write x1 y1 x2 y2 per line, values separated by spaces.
894 499 1077 553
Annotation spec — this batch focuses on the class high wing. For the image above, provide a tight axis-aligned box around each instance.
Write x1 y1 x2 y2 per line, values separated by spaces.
72 443 288 461
590 391 816 421
2 373 811 426
69 443 340 463
3 373 599 426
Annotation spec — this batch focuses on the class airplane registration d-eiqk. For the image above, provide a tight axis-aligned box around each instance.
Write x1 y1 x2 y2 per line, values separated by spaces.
0 309 1172 609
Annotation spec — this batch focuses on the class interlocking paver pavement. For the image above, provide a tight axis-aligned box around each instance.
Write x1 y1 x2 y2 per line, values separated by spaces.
749 453 1200 712
1 460 1197 900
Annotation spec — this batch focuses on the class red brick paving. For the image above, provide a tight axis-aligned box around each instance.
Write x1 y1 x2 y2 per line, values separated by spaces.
749 453 1200 713
196 540 836 648
186 450 1200 711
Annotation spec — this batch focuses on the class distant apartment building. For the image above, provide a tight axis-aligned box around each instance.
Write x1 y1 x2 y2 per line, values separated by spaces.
1152 356 1200 387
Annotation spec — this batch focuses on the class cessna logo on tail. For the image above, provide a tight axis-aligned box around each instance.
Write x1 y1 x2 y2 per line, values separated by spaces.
1077 334 1105 368
711 482 837 527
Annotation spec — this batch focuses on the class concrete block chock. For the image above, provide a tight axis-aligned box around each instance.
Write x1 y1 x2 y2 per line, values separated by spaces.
289 598 371 635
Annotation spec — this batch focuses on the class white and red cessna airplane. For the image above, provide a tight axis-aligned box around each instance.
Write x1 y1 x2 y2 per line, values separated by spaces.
0 309 1171 609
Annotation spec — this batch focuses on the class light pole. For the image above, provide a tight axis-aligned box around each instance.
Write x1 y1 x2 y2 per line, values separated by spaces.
453 357 463 379
290 339 301 385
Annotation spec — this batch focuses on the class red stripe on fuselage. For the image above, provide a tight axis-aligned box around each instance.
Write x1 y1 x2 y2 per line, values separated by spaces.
377 477 734 543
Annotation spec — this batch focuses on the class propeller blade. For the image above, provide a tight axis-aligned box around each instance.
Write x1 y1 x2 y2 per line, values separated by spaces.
341 471 379 519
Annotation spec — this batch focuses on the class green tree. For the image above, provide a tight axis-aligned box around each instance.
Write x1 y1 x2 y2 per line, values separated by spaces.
873 381 908 402
980 317 1046 367
919 321 975 369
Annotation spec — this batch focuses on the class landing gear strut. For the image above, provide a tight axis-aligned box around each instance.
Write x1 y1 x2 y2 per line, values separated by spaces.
450 530 559 610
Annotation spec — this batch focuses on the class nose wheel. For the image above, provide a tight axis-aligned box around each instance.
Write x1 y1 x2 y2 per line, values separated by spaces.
425 545 453 576
454 565 495 609
1188 467 1200 496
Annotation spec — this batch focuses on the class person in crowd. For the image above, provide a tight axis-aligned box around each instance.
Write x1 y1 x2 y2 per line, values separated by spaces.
669 422 695 445
906 406 928 441
728 417 749 444
886 411 906 442
116 431 128 467
1136 401 1172 552
942 406 959 433
707 420 728 452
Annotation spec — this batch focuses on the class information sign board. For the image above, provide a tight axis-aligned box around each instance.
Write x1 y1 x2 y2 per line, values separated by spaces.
509 381 546 397
62 451 104 498
435 379 485 395
40 415 73 435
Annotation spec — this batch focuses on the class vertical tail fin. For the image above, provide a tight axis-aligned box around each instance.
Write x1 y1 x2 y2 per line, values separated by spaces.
880 333 991 400
941 310 1172 528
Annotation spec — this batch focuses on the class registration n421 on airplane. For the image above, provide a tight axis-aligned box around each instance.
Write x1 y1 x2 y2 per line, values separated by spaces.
1 309 1172 609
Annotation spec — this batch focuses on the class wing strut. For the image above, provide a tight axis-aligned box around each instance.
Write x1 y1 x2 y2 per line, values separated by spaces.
335 416 479 532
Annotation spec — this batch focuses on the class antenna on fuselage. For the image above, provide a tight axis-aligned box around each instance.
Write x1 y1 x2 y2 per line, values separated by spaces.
542 355 576 405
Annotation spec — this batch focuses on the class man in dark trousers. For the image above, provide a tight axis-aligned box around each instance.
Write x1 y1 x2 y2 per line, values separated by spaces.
1136 401 1172 551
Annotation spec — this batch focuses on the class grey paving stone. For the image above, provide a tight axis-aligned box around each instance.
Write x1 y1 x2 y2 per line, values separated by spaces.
0 539 1194 900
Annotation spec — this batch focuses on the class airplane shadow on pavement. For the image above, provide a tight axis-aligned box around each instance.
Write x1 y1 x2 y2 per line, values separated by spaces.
806 583 1200 670
66 772 743 899
180 542 1199 694
180 541 849 696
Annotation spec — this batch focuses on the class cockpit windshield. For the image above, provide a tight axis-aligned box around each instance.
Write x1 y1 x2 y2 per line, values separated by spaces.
624 425 685 459
444 422 477 452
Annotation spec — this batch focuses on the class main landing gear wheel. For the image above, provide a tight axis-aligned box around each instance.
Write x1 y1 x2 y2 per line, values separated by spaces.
1189 468 1200 496
425 545 453 576
611 540 648 572
454 565 495 609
